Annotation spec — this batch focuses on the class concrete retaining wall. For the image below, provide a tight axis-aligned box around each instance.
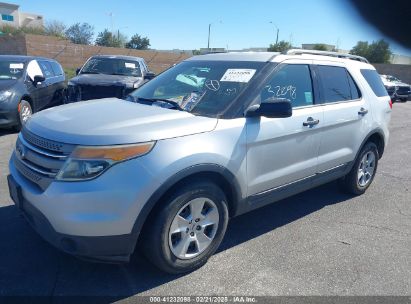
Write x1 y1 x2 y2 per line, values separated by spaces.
374 64 411 84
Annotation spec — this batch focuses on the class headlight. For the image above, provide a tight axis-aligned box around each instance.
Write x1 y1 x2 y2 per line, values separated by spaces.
0 90 12 101
67 81 75 87
56 141 155 181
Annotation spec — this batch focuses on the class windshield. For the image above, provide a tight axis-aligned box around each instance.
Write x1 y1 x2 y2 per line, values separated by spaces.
80 57 142 77
129 60 265 117
386 75 401 82
0 60 25 80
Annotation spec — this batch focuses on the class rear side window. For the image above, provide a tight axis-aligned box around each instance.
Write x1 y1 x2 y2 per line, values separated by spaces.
317 65 360 103
38 61 54 78
50 61 64 76
361 69 388 97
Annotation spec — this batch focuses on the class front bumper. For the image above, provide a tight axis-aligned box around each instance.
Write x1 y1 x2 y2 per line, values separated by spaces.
7 174 137 263
0 102 19 128
8 152 159 263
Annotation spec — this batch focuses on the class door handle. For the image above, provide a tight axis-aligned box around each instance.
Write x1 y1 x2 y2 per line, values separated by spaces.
358 108 368 115
303 117 320 127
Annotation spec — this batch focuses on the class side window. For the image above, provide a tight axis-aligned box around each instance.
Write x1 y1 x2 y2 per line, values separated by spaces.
317 65 354 103
360 69 388 97
50 61 63 76
260 64 314 108
38 61 54 78
26 60 43 81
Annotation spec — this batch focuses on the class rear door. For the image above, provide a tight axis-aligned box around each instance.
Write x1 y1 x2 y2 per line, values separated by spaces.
314 62 373 172
246 59 324 196
49 61 66 104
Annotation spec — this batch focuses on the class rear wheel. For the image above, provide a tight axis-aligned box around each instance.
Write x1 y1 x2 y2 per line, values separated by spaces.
340 142 379 195
142 180 229 274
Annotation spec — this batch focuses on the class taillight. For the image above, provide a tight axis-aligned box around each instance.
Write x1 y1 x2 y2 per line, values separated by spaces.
389 99 393 109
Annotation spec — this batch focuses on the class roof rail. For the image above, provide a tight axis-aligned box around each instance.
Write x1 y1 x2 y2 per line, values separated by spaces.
283 49 369 63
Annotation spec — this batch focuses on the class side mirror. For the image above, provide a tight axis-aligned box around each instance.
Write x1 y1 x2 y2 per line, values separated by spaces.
33 75 45 84
76 68 81 75
245 97 292 118
144 71 156 80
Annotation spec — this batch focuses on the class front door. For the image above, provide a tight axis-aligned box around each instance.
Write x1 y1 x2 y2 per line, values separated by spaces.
246 60 323 196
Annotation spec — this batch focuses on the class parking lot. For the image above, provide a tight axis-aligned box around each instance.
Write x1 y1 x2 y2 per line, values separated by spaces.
0 102 410 299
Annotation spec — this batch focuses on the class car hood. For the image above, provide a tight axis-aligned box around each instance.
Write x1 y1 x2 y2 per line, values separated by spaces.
24 98 218 145
382 79 410 87
69 74 143 88
0 79 18 91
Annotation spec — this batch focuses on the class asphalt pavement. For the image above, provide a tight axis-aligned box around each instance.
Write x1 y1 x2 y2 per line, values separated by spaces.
0 102 410 301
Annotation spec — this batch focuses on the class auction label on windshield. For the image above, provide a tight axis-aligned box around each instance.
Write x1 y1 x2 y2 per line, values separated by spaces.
220 69 256 83
10 63 24 69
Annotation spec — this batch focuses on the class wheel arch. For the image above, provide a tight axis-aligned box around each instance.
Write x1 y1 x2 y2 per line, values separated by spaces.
357 128 385 161
132 164 243 242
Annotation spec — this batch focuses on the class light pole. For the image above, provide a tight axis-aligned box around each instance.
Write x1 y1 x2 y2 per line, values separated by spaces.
207 21 222 50
269 21 279 44
208 23 211 50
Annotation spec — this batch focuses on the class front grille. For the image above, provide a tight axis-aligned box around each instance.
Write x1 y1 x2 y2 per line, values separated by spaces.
396 86 410 95
14 129 75 191
79 84 126 100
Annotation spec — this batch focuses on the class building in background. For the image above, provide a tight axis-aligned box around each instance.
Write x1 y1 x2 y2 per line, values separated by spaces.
0 2 43 29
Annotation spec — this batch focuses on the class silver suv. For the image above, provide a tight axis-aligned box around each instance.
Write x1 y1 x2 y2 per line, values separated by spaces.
7 50 392 273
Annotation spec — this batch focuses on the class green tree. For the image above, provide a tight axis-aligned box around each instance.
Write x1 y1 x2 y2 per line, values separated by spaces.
95 29 126 47
65 22 94 45
350 39 391 63
368 39 392 63
312 43 328 51
268 40 292 52
350 41 370 58
125 34 150 50
44 20 66 38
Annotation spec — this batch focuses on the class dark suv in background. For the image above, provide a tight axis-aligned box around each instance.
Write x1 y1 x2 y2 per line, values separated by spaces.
0 55 66 130
66 55 155 102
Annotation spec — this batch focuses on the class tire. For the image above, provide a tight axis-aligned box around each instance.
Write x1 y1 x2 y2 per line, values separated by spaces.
340 142 379 195
16 99 33 131
141 180 229 274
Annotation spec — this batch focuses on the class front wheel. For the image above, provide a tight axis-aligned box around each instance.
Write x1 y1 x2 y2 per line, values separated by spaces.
142 180 229 274
340 142 379 195
15 100 33 131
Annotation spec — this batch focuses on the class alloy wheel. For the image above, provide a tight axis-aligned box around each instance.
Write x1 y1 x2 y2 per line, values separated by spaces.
168 197 219 260
357 151 376 187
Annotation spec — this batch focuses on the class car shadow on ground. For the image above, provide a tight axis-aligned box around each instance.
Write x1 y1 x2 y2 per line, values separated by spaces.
0 181 353 301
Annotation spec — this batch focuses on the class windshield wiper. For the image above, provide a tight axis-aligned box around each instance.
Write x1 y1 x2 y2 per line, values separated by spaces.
136 97 184 111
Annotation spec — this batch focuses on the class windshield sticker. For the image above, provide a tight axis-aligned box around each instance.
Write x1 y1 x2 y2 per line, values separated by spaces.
125 62 136 69
205 79 220 91
10 63 24 69
220 69 256 83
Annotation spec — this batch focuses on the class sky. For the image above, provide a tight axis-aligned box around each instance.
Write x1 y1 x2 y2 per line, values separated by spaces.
7 0 411 56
